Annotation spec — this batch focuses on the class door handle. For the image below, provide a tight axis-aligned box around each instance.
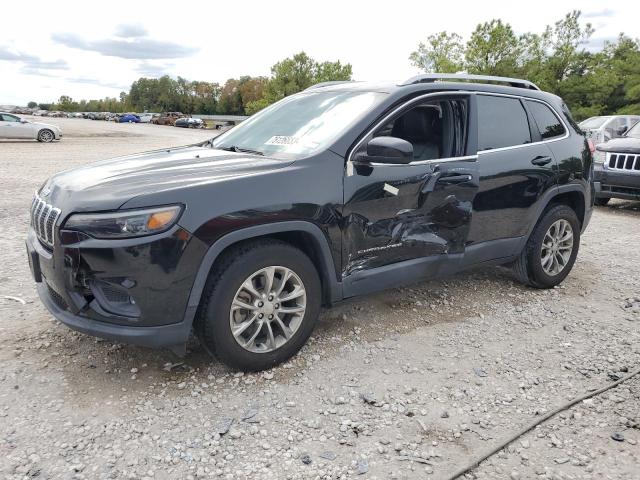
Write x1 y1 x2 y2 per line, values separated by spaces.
438 174 472 184
531 155 552 166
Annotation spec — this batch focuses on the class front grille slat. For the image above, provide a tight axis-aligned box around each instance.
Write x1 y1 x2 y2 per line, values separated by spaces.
607 152 640 174
29 192 59 249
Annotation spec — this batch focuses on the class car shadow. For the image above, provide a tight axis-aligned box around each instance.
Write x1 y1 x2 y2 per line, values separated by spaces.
41 264 532 400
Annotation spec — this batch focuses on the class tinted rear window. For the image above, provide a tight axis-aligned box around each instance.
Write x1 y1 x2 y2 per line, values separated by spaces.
526 100 565 139
478 96 531 151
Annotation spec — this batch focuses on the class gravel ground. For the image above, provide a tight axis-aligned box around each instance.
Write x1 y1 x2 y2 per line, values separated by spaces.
1 118 639 480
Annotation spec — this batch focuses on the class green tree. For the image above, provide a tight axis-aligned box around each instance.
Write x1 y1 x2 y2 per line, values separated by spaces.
27 101 37 109
409 32 464 73
251 51 353 113
464 20 523 77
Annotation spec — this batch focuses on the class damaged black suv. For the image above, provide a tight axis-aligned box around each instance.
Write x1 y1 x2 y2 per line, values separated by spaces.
27 74 593 371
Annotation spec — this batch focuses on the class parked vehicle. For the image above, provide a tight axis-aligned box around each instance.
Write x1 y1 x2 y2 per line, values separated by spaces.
579 115 640 145
137 113 154 123
0 112 62 142
119 114 140 123
152 112 184 126
175 117 204 128
215 121 235 132
593 119 640 205
26 74 592 371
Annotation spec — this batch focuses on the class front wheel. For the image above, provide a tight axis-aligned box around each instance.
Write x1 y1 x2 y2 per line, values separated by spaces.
195 240 321 371
37 129 54 143
513 205 580 288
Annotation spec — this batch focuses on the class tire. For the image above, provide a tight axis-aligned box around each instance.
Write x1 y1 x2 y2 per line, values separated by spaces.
37 129 54 143
513 205 581 289
195 239 321 371
594 197 610 206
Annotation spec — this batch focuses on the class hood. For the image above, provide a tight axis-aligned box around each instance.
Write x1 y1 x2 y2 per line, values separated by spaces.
596 137 640 154
42 145 290 213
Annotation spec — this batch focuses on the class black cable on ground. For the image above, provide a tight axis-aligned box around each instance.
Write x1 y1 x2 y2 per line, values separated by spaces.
444 366 640 480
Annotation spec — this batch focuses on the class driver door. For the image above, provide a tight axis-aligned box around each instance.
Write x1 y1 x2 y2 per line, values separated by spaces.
0 114 32 138
342 94 479 297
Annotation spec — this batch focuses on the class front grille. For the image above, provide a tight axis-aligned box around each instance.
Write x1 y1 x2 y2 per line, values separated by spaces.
607 153 640 173
30 192 61 248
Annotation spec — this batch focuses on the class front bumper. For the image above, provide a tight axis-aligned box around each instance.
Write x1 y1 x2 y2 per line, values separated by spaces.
594 164 640 200
27 224 208 351
35 282 192 351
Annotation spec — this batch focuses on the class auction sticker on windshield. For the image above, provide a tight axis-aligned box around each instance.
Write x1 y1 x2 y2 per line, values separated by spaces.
265 136 299 145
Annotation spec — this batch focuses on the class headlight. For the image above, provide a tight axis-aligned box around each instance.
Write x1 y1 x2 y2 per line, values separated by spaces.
64 205 182 239
594 150 606 164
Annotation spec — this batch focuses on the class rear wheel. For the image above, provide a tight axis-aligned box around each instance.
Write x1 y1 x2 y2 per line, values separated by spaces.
513 205 580 288
594 197 610 206
195 240 321 371
37 129 54 143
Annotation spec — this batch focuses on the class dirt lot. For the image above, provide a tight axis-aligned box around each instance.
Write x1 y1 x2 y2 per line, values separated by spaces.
1 117 639 480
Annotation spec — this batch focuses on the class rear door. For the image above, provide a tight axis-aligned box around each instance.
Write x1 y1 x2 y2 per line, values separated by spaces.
342 94 479 293
468 94 560 248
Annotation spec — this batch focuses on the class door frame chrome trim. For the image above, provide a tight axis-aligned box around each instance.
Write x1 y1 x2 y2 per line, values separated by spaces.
369 154 478 167
346 91 473 172
346 90 572 173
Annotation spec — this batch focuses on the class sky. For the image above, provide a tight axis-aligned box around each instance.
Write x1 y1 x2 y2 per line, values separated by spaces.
1 1 637 105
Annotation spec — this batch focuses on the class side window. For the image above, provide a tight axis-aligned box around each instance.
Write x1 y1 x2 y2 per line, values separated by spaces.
526 100 566 140
370 98 468 161
1 114 19 122
477 95 531 151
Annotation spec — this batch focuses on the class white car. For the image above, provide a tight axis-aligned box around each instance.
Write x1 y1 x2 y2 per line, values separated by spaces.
579 115 640 145
0 113 62 142
137 113 154 123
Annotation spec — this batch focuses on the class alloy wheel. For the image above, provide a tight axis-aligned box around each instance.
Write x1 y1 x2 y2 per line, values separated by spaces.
540 219 574 276
39 130 53 142
229 266 307 353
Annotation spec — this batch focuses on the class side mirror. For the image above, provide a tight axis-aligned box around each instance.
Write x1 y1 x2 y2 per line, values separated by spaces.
20 119 29 123
360 136 414 164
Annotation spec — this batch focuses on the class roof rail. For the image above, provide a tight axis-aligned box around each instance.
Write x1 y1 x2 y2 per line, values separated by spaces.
399 73 540 91
304 80 353 91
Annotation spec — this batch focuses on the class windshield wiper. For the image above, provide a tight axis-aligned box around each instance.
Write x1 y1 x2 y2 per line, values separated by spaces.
218 145 264 156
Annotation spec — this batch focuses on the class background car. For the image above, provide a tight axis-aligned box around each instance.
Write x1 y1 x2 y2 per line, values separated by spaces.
580 115 640 145
0 112 62 142
137 113 154 123
119 114 140 123
174 117 204 128
593 120 640 205
152 112 184 126
215 121 235 132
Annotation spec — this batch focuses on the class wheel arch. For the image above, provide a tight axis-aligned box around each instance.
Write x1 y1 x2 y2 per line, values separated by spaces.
521 185 588 250
184 221 342 327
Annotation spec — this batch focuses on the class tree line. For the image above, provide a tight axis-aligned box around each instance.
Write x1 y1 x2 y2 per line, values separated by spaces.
409 11 640 119
43 52 352 116
42 11 639 120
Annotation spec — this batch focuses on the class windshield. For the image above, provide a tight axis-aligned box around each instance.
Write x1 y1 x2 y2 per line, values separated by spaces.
626 121 640 139
211 90 387 159
579 116 610 129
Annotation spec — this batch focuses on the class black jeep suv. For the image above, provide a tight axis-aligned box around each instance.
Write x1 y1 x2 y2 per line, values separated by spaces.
593 119 640 205
26 74 593 371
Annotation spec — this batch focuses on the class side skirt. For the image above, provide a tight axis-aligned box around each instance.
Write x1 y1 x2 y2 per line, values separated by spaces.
342 237 523 299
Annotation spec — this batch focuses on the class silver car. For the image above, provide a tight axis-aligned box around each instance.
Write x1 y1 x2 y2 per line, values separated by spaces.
579 115 640 145
0 113 62 142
